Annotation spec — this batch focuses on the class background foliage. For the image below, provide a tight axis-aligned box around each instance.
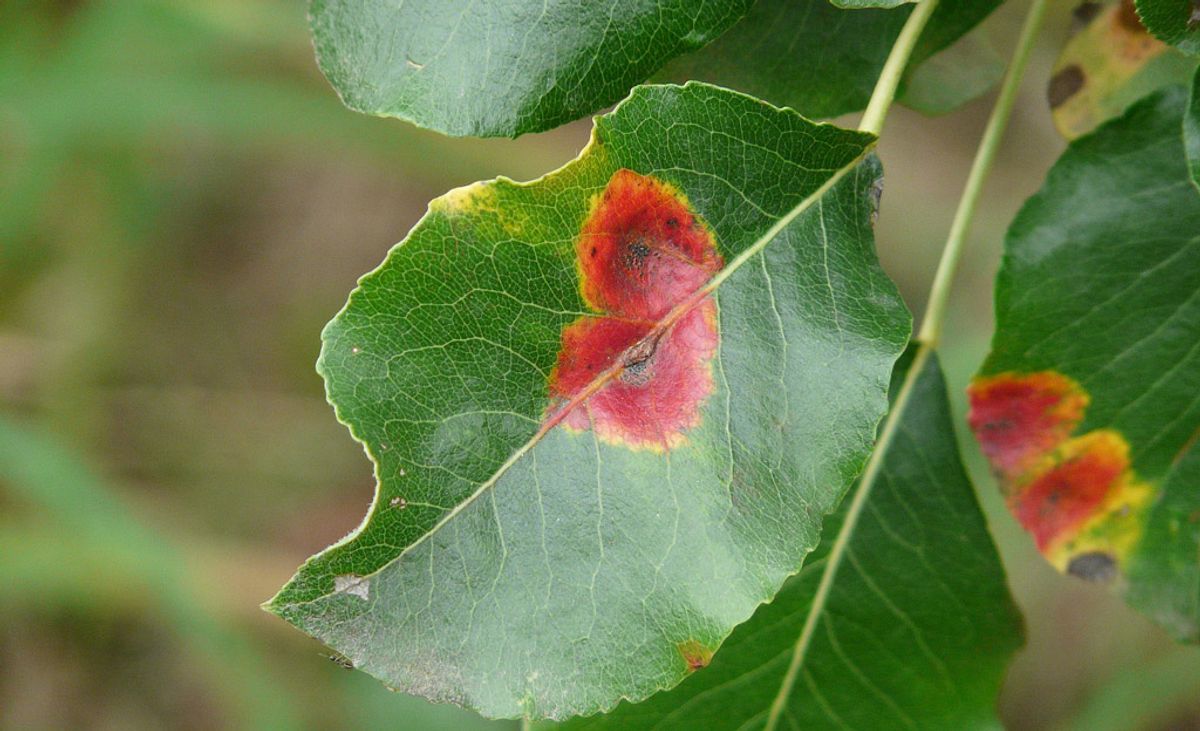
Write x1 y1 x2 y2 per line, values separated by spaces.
3 1 1200 729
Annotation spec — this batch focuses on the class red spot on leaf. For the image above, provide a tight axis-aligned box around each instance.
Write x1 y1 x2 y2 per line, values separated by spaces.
968 371 1088 481
578 169 722 320
677 639 714 672
1011 432 1128 550
547 170 722 450
969 371 1152 568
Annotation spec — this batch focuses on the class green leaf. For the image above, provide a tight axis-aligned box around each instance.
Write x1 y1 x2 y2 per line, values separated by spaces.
1188 64 1200 188
900 26 1005 116
553 349 1023 731
1048 0 1196 140
659 0 1003 120
266 82 912 719
968 87 1200 641
1135 0 1200 56
307 0 752 137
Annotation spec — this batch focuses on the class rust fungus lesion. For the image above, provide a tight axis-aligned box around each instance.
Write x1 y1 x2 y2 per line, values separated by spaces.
676 639 714 673
968 370 1153 578
546 169 723 452
968 371 1089 482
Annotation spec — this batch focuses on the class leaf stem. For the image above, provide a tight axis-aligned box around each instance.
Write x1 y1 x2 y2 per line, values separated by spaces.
859 0 941 136
762 345 931 731
917 0 1051 346
764 2 1050 728
763 4 945 729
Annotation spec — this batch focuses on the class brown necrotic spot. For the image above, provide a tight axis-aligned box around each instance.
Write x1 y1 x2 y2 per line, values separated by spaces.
619 337 658 387
1067 551 1118 583
1048 65 1086 109
677 639 714 672
869 176 884 225
1073 1 1103 26
622 238 653 272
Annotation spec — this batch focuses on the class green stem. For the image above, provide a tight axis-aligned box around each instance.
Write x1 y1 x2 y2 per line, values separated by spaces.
917 0 1051 345
764 2 1051 729
761 5 942 731
762 346 932 731
859 0 940 136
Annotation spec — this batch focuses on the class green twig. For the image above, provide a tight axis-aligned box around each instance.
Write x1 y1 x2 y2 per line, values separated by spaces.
764 2 1051 729
917 0 1051 345
859 0 941 136
763 4 943 730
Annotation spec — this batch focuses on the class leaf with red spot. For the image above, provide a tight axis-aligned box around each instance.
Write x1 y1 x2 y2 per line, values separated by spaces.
554 351 1023 731
547 170 724 451
265 83 911 719
970 87 1200 640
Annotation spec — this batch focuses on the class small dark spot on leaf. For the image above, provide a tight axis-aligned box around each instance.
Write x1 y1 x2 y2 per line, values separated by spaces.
590 246 598 257
667 217 679 228
1072 1 1103 27
869 176 884 225
619 335 659 386
621 334 659 369
622 238 652 271
326 652 354 670
1067 551 1118 583
620 356 653 386
1048 66 1086 109
624 358 649 375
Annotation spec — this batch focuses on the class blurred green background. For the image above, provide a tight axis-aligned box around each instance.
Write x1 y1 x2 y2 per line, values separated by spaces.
2 1 1197 729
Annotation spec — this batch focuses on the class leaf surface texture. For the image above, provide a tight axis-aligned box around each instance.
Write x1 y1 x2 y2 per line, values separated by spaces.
267 83 912 718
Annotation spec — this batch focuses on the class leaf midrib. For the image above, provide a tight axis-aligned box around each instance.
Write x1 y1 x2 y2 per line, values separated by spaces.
277 140 878 608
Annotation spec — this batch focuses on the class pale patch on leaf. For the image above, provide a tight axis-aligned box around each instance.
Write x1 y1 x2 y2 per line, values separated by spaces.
1050 0 1197 139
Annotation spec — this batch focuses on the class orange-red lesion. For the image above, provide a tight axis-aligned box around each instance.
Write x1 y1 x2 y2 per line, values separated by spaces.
546 169 723 451
967 371 1088 481
968 370 1151 573
676 638 715 672
1011 431 1128 551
